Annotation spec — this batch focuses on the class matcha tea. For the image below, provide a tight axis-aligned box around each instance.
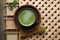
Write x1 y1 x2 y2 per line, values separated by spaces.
18 10 35 27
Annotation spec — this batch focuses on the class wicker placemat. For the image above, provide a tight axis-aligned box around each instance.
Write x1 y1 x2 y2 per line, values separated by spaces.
5 0 60 40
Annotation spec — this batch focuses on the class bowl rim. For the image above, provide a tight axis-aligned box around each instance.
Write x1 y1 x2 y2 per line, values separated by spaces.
14 5 41 32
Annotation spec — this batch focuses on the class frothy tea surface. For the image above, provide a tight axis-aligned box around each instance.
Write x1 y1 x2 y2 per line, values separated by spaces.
18 10 35 27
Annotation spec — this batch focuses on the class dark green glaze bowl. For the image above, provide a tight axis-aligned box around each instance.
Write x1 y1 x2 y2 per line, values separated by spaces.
14 5 41 31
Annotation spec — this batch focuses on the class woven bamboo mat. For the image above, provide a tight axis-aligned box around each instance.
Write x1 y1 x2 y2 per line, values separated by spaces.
5 0 60 40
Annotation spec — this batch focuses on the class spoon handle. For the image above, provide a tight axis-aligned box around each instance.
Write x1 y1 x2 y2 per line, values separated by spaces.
21 29 39 39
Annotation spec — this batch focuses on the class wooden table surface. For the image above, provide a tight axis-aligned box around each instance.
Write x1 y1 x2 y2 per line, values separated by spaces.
0 0 5 40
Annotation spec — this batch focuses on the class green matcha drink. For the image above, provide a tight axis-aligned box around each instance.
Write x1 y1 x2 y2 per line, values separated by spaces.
18 10 35 27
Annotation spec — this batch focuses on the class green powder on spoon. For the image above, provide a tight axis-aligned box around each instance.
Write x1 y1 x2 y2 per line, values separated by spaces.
18 10 35 27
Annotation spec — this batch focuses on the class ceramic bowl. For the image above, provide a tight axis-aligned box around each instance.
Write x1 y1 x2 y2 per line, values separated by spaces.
14 5 41 31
